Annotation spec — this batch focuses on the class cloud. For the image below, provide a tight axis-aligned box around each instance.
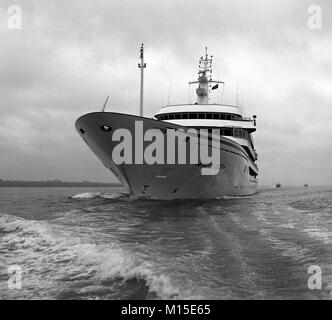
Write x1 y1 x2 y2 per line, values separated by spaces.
0 0 331 185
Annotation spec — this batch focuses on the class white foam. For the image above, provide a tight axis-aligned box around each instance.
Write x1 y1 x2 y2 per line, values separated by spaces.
98 192 129 199
70 192 130 200
217 195 248 199
303 228 331 244
0 214 193 300
71 192 100 199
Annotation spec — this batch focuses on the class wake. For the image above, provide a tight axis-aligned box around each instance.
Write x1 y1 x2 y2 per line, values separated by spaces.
0 213 196 300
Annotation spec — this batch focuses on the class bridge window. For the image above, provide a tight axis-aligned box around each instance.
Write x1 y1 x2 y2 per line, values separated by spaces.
223 128 233 136
157 112 243 121
233 128 249 140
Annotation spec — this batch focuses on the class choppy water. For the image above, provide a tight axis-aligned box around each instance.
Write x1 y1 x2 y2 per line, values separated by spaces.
0 186 331 300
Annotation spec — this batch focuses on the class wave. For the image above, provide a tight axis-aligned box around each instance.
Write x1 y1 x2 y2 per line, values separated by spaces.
70 192 130 200
71 192 99 199
71 192 252 201
216 195 249 199
302 227 331 245
289 199 330 213
0 214 194 300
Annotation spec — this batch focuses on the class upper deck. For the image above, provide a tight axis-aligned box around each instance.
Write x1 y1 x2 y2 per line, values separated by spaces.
153 48 257 133
155 103 241 116
154 104 256 132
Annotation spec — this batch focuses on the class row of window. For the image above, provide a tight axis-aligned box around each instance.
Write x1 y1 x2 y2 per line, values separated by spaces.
199 128 254 159
234 128 250 140
156 112 242 121
196 127 250 140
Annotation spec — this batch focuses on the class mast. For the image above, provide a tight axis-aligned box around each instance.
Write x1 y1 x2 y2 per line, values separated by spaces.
138 43 146 116
189 47 224 105
197 47 211 104
101 96 109 112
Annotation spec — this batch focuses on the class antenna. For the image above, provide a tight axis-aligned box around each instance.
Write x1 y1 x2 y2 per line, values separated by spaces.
220 83 225 104
188 83 191 104
242 93 246 116
167 81 172 106
138 43 146 117
236 80 239 108
101 96 109 112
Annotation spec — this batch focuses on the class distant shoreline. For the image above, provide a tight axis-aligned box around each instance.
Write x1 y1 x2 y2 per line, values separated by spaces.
0 179 123 188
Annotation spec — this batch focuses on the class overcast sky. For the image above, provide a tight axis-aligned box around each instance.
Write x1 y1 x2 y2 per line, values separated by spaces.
0 0 331 186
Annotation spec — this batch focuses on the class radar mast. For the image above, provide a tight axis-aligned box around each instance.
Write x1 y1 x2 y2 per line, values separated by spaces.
189 47 224 105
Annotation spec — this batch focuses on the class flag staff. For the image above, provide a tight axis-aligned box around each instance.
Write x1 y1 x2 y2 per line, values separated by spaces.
138 43 146 117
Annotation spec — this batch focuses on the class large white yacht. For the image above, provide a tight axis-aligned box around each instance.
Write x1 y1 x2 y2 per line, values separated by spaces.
75 47 258 199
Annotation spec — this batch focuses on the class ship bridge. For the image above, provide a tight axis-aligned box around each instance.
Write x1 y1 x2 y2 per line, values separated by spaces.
154 47 258 162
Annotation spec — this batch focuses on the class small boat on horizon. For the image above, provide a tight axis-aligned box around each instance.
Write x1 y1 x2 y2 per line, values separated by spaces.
304 183 308 187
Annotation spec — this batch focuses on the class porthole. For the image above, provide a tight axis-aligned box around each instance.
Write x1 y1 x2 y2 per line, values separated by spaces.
100 125 112 132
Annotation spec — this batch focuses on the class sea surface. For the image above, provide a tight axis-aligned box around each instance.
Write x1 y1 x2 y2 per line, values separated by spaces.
0 186 331 300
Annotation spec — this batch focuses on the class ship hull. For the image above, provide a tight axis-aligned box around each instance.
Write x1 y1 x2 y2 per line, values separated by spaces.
75 112 258 199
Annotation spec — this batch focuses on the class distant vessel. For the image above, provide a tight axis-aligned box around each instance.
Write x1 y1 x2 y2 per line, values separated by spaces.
271 179 281 188
304 183 308 187
75 46 259 199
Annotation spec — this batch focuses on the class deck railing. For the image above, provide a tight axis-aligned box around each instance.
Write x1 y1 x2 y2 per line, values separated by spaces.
156 112 255 122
